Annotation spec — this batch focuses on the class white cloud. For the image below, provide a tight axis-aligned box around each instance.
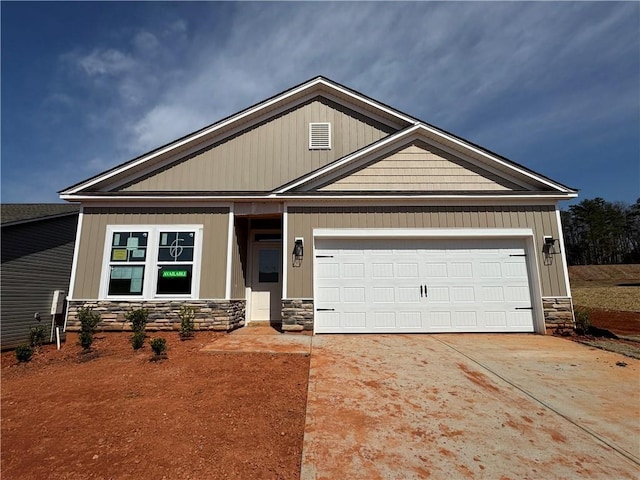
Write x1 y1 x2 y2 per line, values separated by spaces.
77 48 136 76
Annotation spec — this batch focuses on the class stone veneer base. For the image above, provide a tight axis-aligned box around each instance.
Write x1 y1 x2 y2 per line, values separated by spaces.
281 299 314 332
542 297 575 335
66 300 246 332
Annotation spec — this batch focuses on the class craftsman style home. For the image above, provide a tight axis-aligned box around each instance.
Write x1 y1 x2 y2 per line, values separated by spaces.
61 77 577 334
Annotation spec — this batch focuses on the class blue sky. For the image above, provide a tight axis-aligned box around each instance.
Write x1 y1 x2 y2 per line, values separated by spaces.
2 2 639 206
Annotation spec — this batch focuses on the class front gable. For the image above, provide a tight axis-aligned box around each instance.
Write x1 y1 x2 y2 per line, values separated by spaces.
115 97 397 193
317 142 523 192
60 76 576 201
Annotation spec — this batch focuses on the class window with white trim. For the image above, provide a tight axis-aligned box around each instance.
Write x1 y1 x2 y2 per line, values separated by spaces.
101 225 202 300
309 122 331 150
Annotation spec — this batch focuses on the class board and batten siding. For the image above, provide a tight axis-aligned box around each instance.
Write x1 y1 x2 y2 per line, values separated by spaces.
118 98 396 193
320 143 523 192
1 215 78 350
286 205 567 299
72 207 229 299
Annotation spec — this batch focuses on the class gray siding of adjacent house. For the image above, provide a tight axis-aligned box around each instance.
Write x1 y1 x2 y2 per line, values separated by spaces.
117 98 396 193
1 215 78 350
286 204 567 299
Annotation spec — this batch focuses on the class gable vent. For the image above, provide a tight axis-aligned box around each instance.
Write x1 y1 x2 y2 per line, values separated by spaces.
309 122 331 150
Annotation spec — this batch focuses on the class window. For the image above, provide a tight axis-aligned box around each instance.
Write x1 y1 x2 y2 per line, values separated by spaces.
309 122 331 150
101 225 202 299
156 231 195 295
107 231 147 296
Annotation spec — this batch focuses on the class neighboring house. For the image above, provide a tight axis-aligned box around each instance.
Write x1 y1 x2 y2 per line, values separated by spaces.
60 76 577 335
1 204 79 349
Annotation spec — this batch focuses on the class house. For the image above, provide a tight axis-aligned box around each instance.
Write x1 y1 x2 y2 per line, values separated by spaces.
1 204 79 349
60 77 577 335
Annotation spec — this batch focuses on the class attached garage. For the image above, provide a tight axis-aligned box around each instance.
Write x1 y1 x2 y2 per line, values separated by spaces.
313 229 544 334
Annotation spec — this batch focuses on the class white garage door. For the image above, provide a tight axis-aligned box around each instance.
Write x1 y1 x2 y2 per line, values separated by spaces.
314 237 535 333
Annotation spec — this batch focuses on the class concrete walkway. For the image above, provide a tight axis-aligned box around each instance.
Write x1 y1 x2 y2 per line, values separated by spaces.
301 334 640 479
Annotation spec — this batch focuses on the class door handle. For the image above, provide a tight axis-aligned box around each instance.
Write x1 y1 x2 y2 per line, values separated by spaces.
424 284 428 298
420 285 423 298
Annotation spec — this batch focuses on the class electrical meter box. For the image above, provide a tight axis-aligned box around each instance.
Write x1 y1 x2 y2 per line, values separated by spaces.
51 290 65 315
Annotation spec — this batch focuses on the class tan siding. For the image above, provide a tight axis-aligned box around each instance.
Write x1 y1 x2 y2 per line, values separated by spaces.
230 218 248 299
119 98 396 193
73 207 229 299
287 205 567 299
320 142 523 192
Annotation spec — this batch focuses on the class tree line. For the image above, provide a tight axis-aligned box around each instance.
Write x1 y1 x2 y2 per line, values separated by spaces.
561 198 640 265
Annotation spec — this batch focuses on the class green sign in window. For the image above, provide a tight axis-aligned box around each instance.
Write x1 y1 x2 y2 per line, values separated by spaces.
162 270 188 278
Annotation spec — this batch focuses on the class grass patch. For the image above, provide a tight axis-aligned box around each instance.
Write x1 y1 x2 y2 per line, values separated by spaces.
572 286 640 312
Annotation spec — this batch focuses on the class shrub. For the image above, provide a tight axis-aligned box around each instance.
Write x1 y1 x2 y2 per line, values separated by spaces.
77 307 101 351
126 309 149 350
126 308 149 334
29 325 46 347
574 307 591 335
131 331 146 350
15 344 34 363
150 337 167 356
179 305 196 339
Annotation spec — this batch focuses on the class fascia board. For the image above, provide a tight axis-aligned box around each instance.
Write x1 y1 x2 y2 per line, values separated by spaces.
62 77 417 195
60 192 577 203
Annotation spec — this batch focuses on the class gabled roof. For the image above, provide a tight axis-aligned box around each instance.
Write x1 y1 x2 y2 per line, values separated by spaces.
276 124 576 194
60 75 577 200
60 76 417 196
1 203 80 227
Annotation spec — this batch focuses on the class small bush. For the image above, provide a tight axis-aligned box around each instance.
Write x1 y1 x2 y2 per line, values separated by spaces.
150 337 167 356
15 344 34 363
77 307 101 351
131 331 146 350
29 325 46 347
127 309 149 350
179 305 196 339
574 307 591 334
126 308 149 333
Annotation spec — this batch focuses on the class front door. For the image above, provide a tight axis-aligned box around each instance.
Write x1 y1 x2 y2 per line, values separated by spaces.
250 243 282 322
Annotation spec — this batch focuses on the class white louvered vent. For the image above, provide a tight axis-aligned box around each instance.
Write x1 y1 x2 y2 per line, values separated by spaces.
309 122 331 150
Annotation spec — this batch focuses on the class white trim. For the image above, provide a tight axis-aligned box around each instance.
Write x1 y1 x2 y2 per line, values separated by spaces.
99 224 204 301
313 227 535 239
312 228 546 334
61 193 577 202
67 206 84 300
555 205 572 297
225 206 234 300
62 77 416 194
282 204 288 299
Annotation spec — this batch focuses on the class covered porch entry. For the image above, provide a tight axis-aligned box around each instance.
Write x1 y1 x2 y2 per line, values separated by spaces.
232 204 283 328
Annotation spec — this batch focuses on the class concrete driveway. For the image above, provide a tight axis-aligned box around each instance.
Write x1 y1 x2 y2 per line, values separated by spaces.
301 334 640 479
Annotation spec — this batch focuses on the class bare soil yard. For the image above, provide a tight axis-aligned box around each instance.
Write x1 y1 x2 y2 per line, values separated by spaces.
569 264 640 358
1 332 310 480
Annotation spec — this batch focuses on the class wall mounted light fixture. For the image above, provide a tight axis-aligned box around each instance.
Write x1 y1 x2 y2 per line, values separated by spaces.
292 237 304 267
542 236 560 265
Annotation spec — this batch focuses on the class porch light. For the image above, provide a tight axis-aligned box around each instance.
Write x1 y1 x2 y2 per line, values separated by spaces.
293 238 304 267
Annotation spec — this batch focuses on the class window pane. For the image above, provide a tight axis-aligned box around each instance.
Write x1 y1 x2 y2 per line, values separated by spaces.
156 265 192 295
111 232 147 261
108 266 145 295
258 249 279 283
158 231 195 262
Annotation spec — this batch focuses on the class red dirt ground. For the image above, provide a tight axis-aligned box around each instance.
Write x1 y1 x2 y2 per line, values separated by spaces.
583 307 640 336
1 332 310 480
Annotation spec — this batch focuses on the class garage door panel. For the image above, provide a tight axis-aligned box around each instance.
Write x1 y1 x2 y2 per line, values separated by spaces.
343 287 365 303
372 287 395 303
343 263 365 278
314 237 535 334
